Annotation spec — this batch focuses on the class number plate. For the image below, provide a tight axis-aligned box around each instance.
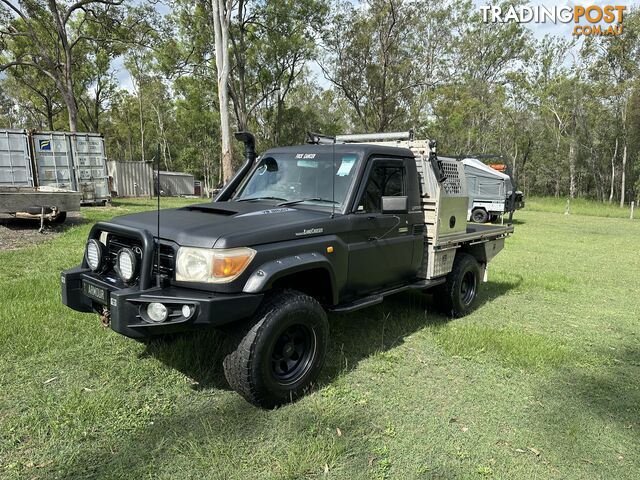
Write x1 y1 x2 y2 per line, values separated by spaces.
83 280 108 304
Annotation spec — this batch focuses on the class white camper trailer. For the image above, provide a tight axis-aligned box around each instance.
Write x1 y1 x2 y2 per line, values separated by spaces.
461 158 524 223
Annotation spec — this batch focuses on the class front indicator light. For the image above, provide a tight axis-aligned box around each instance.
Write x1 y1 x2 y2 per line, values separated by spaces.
212 253 253 278
147 303 168 322
176 247 256 283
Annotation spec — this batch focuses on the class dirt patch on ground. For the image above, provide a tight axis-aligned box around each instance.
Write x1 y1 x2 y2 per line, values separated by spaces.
0 213 87 251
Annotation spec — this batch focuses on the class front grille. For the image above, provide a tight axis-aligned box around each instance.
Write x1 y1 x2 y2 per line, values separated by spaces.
152 243 175 278
103 234 175 284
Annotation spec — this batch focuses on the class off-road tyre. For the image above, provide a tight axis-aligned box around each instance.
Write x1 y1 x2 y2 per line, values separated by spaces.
223 289 329 408
471 208 489 223
434 253 480 318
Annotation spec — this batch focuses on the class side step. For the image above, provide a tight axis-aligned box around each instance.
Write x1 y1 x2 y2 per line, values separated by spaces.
330 295 383 313
329 278 445 314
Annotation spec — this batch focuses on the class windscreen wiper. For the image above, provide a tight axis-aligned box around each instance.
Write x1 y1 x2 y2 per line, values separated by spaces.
236 196 287 202
276 198 339 207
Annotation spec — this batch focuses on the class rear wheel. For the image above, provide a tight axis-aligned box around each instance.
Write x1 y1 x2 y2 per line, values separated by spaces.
223 289 329 408
471 208 489 223
434 253 480 318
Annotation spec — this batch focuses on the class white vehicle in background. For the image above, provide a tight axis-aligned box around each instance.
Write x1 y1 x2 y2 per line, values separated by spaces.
461 158 524 223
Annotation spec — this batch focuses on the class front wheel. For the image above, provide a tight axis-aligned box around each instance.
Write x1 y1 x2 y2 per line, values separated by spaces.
223 289 329 408
434 253 480 318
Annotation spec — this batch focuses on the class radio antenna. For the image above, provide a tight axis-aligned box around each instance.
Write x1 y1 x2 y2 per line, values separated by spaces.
156 143 161 288
331 136 336 218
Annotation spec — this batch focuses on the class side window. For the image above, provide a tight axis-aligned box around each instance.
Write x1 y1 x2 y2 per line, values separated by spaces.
358 160 406 213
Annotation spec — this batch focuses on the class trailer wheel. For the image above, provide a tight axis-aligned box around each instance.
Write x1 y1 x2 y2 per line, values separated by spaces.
434 253 480 318
471 208 489 223
223 289 329 408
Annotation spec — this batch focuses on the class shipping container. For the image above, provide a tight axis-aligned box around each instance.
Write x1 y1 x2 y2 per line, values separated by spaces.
108 160 153 197
71 133 110 204
0 129 33 187
156 171 194 196
32 131 77 191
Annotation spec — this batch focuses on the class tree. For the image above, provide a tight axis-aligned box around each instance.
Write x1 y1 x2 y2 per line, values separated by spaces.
321 0 428 132
226 0 327 142
75 27 123 132
585 11 640 206
0 0 130 132
209 0 234 183
1 65 64 129
0 87 20 127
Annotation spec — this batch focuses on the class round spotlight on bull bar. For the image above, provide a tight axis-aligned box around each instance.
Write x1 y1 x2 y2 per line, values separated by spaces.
147 302 168 322
85 239 104 272
116 248 138 283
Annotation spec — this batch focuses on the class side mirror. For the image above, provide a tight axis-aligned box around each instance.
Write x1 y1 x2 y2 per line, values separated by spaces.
381 196 409 214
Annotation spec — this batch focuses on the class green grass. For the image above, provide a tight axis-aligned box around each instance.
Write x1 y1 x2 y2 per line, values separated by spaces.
1 198 640 479
526 195 638 219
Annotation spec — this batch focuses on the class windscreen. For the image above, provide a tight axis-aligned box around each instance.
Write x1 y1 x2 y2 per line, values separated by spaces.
234 152 360 208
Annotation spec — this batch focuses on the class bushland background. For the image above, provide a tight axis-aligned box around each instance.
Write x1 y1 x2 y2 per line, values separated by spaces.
1 0 639 201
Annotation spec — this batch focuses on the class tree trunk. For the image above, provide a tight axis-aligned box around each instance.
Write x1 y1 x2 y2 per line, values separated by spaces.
568 136 577 198
619 141 627 208
47 0 78 133
62 85 79 132
45 99 55 130
94 75 103 132
511 142 518 186
609 137 617 203
212 0 234 183
137 90 145 163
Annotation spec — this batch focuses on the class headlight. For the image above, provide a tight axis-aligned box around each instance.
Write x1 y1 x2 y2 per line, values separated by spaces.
175 247 256 283
116 248 137 282
85 239 104 272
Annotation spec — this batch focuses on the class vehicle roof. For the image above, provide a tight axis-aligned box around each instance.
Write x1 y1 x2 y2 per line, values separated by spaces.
264 143 414 158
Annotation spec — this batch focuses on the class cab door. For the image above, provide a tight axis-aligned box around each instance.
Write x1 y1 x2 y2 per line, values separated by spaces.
346 157 417 295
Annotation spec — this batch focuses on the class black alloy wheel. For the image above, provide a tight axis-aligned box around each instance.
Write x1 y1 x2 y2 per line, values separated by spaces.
271 324 315 384
460 270 477 306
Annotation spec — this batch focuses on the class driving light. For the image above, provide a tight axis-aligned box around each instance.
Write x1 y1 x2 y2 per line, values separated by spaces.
147 302 168 322
116 248 137 282
86 239 103 272
176 247 256 283
181 305 193 318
